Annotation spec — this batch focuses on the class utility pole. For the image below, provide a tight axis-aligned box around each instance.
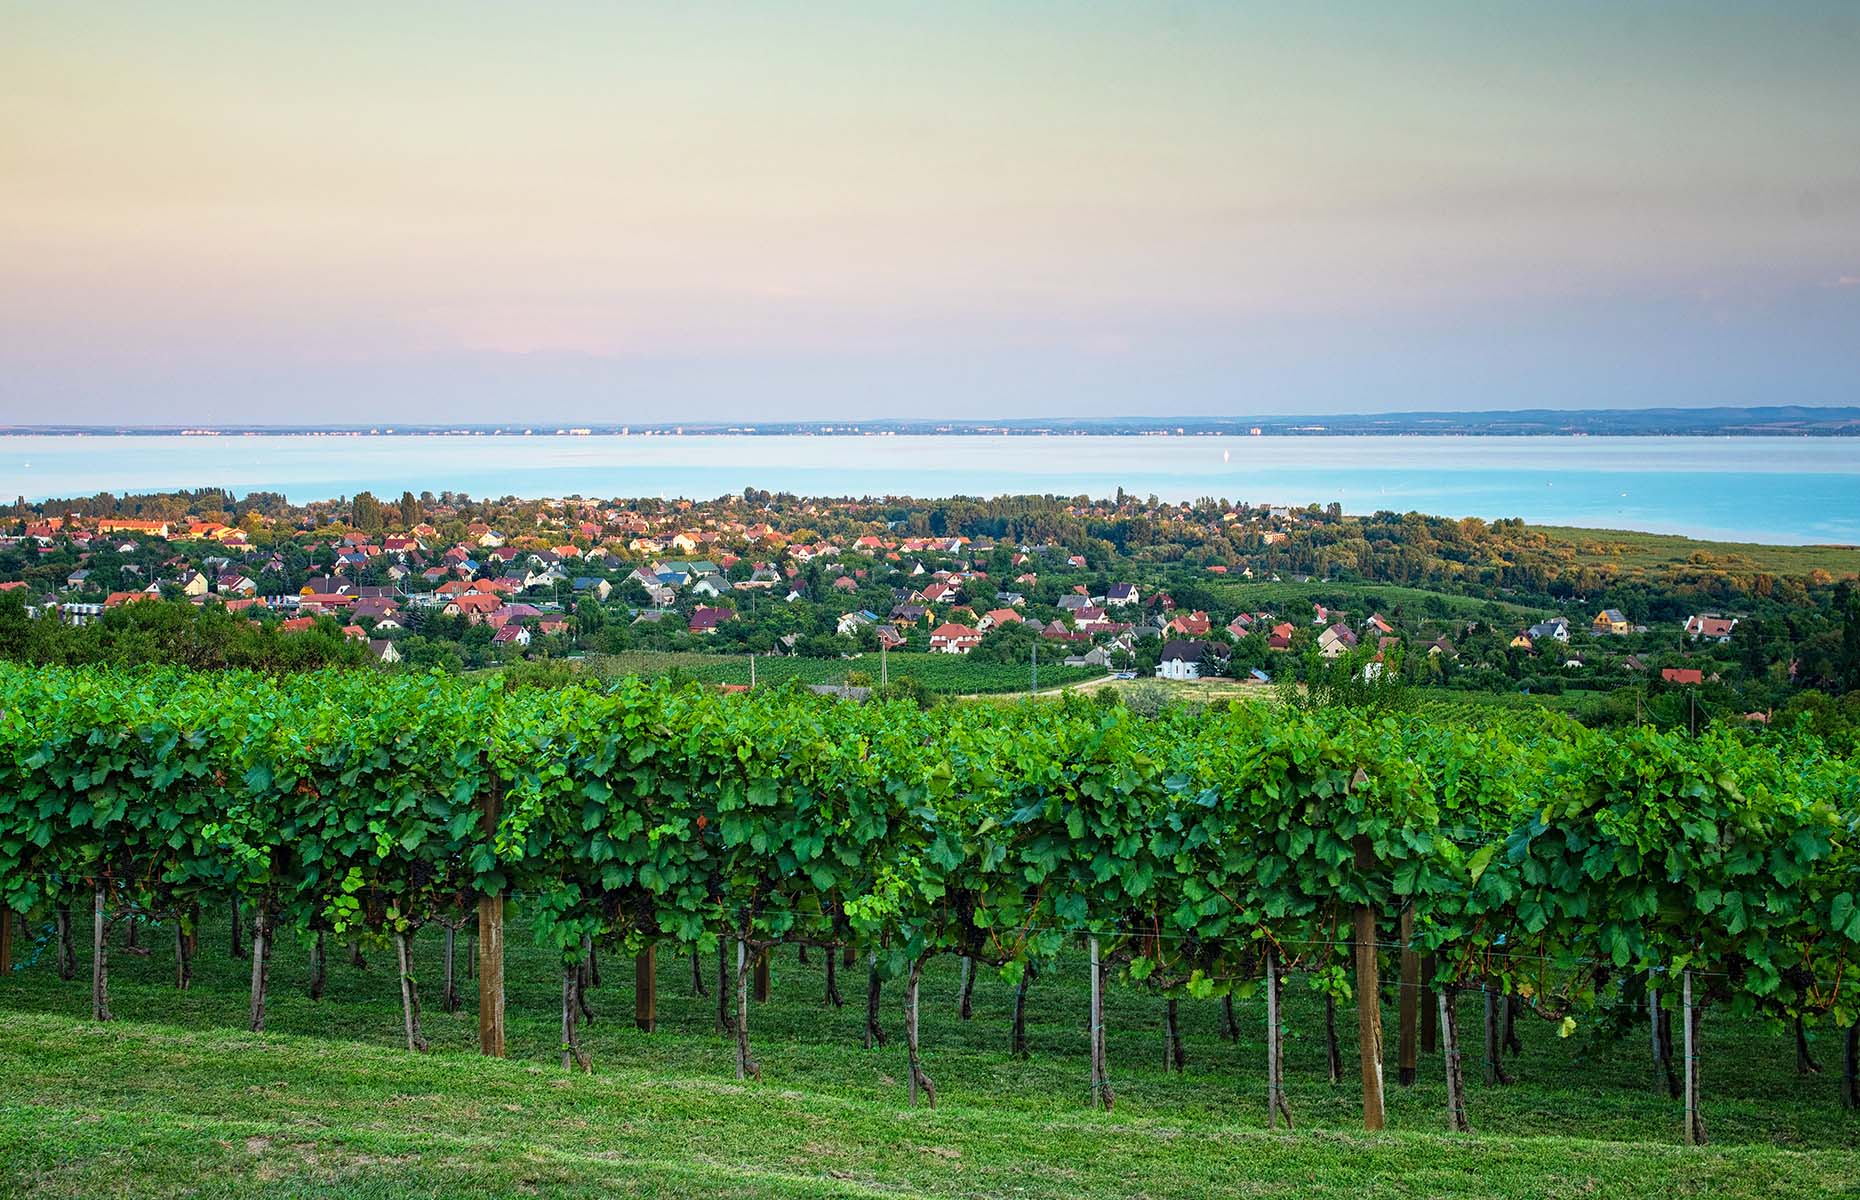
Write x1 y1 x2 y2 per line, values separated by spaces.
749 654 756 690
881 640 888 688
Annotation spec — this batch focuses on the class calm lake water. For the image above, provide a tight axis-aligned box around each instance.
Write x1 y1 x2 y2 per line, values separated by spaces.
3 434 1857 545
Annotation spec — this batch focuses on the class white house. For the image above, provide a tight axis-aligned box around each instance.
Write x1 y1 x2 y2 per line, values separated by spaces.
1156 639 1224 681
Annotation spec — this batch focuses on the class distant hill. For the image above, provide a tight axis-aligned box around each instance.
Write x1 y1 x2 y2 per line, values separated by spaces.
5 406 1859 437
1225 406 1860 436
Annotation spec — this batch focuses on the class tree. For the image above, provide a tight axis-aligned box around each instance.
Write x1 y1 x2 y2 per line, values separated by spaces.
576 596 606 638
1734 617 1770 681
1838 582 1860 694
972 620 1038 665
351 492 385 535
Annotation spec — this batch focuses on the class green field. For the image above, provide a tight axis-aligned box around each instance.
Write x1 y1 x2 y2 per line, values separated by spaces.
590 650 1102 695
3 910 1855 1198
1210 579 1550 621
1534 526 1860 577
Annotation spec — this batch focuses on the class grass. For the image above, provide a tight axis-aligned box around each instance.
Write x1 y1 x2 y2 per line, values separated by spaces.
590 650 1103 696
1209 580 1549 621
1105 676 1279 706
1533 526 1860 577
3 908 1858 1198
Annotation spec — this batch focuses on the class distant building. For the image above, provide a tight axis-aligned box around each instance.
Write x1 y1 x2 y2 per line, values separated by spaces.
1156 639 1226 681
928 623 983 654
1683 614 1738 643
1527 618 1570 643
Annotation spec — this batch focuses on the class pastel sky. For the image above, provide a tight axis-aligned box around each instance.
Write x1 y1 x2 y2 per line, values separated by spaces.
3 2 1857 424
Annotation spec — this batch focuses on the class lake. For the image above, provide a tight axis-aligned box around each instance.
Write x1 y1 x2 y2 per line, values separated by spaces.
3 434 1857 545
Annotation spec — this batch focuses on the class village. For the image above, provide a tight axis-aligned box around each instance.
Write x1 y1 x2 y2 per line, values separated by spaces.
0 490 1791 722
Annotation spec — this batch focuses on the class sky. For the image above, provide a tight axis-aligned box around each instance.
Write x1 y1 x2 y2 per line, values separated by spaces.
2 1 1857 425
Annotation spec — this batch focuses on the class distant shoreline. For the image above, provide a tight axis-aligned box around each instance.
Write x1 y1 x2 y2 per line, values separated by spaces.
4 405 1859 439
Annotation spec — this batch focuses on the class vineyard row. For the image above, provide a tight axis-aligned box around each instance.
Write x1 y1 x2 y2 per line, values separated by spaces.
1 663 1856 1139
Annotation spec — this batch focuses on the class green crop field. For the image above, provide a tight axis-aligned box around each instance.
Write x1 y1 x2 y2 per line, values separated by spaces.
589 650 1102 695
3 909 1857 1199
1209 579 1550 620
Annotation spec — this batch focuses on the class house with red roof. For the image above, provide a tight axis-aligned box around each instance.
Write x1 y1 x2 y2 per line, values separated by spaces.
1683 615 1739 644
1165 610 1211 638
104 590 157 609
450 594 502 620
689 606 733 634
928 623 983 654
978 608 1023 631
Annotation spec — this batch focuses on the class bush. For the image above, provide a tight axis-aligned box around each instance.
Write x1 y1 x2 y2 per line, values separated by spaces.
1120 680 1171 718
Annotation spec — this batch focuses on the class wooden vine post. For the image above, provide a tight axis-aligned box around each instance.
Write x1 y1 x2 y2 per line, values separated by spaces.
1420 953 1437 1054
716 937 730 1033
1648 978 1663 1089
395 929 429 1052
92 881 113 1022
1483 985 1507 1086
478 770 506 1058
1353 836 1385 1130
307 929 324 1000
0 904 11 975
1398 907 1419 1087
1088 936 1113 1110
733 936 762 1081
56 904 76 981
560 966 587 1071
1010 964 1032 1059
863 948 886 1049
635 947 657 1033
247 897 270 1031
439 927 455 1013
1843 1021 1859 1110
1682 968 1705 1146
904 956 935 1106
1438 985 1471 1131
1265 945 1292 1129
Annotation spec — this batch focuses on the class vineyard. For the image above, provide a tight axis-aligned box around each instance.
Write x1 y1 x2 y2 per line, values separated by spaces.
1 661 1857 1193
587 649 1104 694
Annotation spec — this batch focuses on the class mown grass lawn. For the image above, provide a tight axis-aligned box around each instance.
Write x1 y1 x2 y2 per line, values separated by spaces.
2 909 1856 1198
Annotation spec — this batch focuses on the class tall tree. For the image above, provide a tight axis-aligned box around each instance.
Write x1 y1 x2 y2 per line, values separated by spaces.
351 492 385 535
